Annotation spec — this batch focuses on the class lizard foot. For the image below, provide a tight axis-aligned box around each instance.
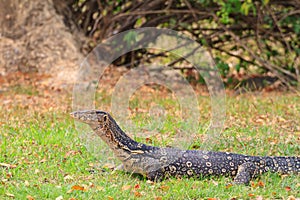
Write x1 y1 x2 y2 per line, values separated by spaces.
233 162 258 185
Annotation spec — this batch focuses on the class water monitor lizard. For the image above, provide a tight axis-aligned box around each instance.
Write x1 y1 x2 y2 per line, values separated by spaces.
70 110 299 184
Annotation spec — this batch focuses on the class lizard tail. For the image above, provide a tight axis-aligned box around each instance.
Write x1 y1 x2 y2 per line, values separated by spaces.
266 156 300 174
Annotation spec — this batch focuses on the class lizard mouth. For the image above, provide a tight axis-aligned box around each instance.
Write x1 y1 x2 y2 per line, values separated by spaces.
70 111 88 122
70 110 100 124
70 111 79 119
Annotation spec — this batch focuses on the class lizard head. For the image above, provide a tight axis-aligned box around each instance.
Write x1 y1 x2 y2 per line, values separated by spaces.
71 110 136 150
70 110 110 130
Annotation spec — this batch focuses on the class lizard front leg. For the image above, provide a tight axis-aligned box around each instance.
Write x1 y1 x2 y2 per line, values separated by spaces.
111 164 124 174
146 169 166 182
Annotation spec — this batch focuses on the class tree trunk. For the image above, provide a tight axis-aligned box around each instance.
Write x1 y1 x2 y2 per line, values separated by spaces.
0 0 84 88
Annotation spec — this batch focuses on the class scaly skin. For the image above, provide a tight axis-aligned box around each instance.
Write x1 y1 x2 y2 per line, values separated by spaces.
70 110 300 184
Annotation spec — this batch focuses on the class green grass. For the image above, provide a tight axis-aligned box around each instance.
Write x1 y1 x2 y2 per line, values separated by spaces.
6 84 39 96
0 92 299 199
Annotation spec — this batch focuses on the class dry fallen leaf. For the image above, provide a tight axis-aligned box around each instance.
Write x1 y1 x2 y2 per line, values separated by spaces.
281 174 289 179
134 191 142 197
145 137 152 143
71 185 85 191
285 186 291 192
6 193 15 198
2 178 8 183
64 150 81 158
96 186 104 191
6 172 13 178
0 163 10 168
26 195 35 200
121 185 131 191
63 175 74 181
0 163 17 169
212 180 219 186
146 180 154 185
159 185 169 191
24 180 30 186
107 196 114 200
256 196 263 200
67 189 73 194
134 184 140 189
22 158 34 165
102 163 115 169
257 181 265 187
55 195 63 200
39 157 47 163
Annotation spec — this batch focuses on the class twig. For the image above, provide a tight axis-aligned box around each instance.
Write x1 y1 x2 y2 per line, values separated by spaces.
172 66 217 72
166 45 202 67
213 46 256 66
111 9 212 21
266 4 291 53
212 13 296 88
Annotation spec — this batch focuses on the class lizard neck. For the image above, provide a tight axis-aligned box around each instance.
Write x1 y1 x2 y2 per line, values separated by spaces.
92 115 145 154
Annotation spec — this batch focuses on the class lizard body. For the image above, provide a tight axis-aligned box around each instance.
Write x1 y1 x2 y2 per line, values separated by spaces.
70 110 299 184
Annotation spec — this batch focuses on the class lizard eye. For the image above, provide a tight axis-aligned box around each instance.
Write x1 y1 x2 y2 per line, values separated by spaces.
103 115 107 122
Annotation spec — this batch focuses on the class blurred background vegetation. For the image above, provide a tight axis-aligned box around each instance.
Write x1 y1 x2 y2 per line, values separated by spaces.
0 0 299 91
53 0 299 90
